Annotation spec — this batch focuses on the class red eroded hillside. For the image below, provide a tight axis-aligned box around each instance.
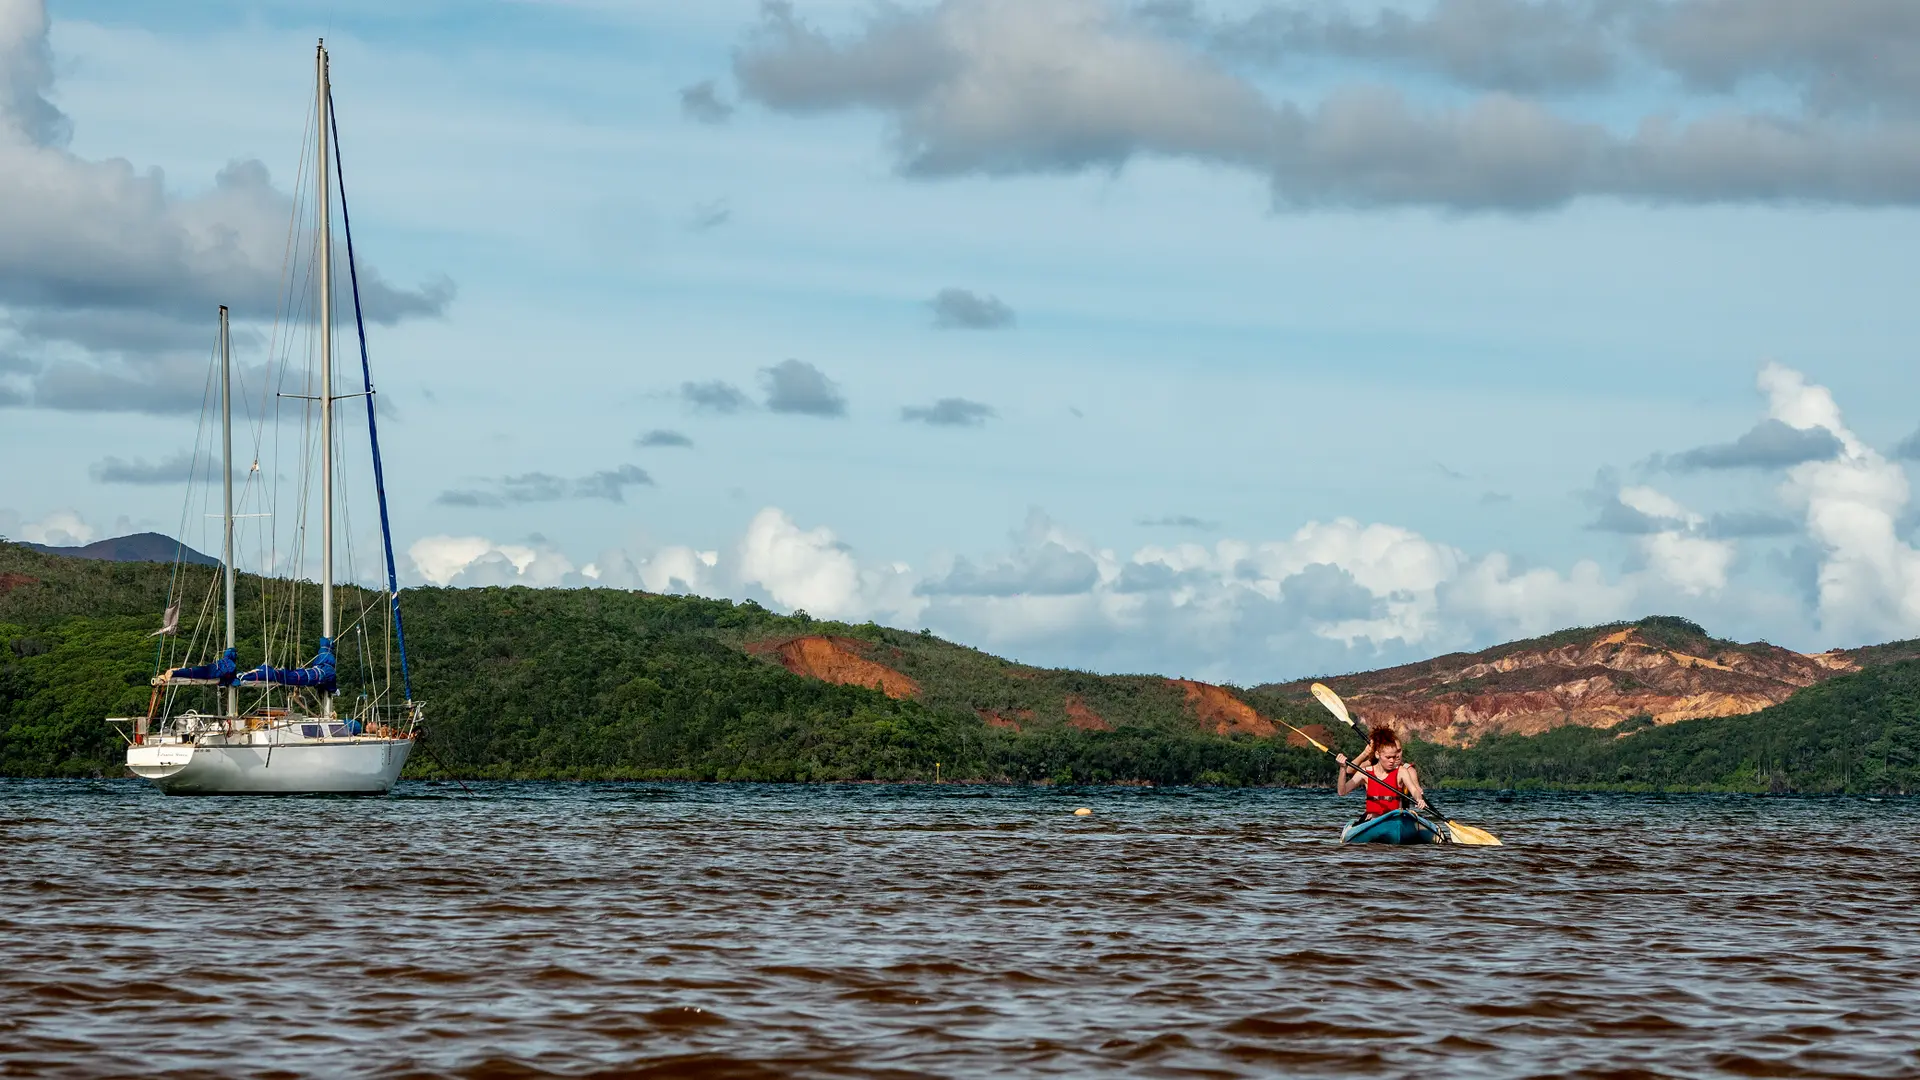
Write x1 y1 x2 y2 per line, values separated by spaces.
1261 616 1857 745
750 636 921 700
1064 695 1112 731
1171 679 1276 737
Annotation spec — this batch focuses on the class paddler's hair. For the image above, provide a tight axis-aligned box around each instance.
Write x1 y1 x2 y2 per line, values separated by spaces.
1368 726 1400 749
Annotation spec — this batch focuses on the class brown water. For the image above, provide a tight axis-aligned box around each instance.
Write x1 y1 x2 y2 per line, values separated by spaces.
3 781 1918 1079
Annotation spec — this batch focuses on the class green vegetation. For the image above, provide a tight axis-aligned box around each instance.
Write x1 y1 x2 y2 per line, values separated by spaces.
2 541 1914 793
0 542 1328 785
1420 658 1920 794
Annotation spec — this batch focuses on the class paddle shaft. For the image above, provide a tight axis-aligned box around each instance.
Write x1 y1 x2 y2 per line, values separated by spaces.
1270 715 1424 810
1308 683 1478 834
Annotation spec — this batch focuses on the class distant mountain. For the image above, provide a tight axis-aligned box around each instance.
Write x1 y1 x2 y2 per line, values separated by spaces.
1257 615 1920 746
4 537 1917 792
19 533 218 568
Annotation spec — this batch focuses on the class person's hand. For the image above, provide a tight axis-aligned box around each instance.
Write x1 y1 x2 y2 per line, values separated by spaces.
1335 753 1349 767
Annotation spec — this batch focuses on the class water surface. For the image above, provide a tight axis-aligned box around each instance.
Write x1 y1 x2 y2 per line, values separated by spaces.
3 781 1917 1078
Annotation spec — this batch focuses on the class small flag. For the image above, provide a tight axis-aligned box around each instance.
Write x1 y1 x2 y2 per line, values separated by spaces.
151 603 180 637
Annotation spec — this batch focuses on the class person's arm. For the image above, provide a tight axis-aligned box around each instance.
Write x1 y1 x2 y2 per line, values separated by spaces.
1398 763 1431 811
1335 753 1361 796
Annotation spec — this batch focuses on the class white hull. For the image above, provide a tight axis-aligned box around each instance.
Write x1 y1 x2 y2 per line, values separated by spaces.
128 738 413 795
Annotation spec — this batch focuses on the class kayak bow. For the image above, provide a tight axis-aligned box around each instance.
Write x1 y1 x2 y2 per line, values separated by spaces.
1308 682 1503 847
1341 809 1445 845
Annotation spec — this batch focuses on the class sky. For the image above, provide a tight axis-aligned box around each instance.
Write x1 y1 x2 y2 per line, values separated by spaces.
3 0 1920 683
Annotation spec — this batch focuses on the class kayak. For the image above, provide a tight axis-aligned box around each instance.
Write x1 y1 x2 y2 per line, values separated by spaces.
1341 809 1444 845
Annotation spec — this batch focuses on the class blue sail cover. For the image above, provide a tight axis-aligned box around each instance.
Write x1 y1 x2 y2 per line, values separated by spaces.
236 638 337 691
169 646 238 685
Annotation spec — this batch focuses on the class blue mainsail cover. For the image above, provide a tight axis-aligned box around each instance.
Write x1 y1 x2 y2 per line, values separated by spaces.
236 638 337 691
169 646 238 685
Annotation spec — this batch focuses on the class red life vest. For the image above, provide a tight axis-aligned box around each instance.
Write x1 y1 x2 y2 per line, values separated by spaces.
1364 767 1403 816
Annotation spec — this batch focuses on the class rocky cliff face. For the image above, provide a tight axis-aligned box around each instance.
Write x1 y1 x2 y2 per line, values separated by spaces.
749 617 1920 750
1262 616 1863 746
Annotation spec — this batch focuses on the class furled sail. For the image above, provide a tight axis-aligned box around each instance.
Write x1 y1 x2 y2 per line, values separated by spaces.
160 646 239 686
236 637 337 691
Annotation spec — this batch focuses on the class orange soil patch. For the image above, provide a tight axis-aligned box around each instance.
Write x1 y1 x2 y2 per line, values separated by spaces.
1064 695 1112 732
1171 679 1279 738
1286 722 1338 749
977 708 1032 732
753 636 920 699
0 573 36 595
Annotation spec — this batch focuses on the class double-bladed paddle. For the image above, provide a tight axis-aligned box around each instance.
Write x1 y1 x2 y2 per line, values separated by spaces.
1260 711 1450 839
1307 682 1503 847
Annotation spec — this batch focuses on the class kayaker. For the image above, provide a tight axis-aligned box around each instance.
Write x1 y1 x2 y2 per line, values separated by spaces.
1335 727 1431 818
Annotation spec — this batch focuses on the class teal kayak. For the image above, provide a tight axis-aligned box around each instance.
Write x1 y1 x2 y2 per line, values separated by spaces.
1341 809 1444 845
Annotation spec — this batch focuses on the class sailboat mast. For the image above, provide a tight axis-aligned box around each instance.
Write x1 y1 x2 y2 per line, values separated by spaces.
316 40 335 718
221 305 237 719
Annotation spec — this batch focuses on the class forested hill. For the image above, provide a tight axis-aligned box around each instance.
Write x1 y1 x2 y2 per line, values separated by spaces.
1 539 1915 792
0 540 1336 785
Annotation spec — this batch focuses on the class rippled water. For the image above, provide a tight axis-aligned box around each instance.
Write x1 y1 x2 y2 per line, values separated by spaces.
3 781 1918 1078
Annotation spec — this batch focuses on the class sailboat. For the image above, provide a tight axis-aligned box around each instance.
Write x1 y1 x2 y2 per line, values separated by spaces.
109 42 419 795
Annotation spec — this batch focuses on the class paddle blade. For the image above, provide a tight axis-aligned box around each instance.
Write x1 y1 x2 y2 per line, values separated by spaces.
1444 821 1503 846
1309 682 1355 728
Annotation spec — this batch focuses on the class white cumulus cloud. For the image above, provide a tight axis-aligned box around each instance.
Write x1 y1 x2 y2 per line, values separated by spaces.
738 508 923 623
5 508 97 547
1759 363 1920 642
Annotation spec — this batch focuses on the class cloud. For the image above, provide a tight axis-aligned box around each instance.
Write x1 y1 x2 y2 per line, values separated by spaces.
907 511 1651 675
737 507 922 621
637 428 694 448
1662 418 1845 470
1198 0 1624 96
0 0 66 146
585 545 720 595
19 353 276 415
1893 428 1920 461
928 288 1015 329
90 451 194 485
728 0 1920 211
1579 475 1735 596
1640 529 1736 597
1756 362 1920 642
1705 510 1800 539
1586 473 1667 534
1280 562 1384 622
436 465 653 508
901 396 995 426
1638 0 1920 114
574 465 655 502
761 359 847 416
919 541 1101 597
313 364 1920 674
7 308 255 354
0 3 450 414
407 535 582 588
5 508 96 547
681 379 751 413
679 79 736 124
1138 514 1218 529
